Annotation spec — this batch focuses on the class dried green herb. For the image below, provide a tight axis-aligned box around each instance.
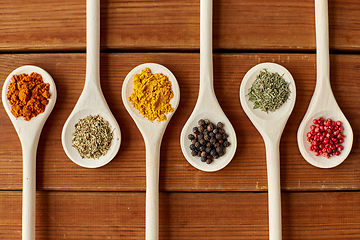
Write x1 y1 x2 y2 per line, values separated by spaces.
247 69 291 113
72 115 113 159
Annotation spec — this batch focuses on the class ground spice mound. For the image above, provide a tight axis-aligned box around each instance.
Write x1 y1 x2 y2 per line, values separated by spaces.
6 72 50 121
129 67 174 122
72 115 113 159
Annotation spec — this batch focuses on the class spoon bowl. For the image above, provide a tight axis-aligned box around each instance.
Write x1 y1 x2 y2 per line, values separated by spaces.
2 65 57 240
61 0 121 168
2 65 57 129
240 62 296 122
122 63 180 240
180 0 237 172
122 63 180 123
240 62 296 240
297 0 353 168
62 108 121 168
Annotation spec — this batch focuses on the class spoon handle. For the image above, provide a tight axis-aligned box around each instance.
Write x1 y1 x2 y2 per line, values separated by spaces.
314 0 332 96
265 140 282 240
199 0 215 99
86 0 100 89
22 136 39 240
145 138 161 240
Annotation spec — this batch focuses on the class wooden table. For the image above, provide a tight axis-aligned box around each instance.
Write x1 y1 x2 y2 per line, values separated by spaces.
0 0 359 239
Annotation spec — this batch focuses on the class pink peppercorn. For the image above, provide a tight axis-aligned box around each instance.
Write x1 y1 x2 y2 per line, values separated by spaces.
306 117 345 159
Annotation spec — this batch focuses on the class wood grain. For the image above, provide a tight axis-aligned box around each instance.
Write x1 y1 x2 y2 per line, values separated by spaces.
0 191 359 239
0 0 359 51
0 1 359 238
0 53 359 192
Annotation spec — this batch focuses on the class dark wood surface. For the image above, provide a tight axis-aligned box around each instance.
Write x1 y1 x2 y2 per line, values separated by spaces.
0 0 359 239
1 191 359 239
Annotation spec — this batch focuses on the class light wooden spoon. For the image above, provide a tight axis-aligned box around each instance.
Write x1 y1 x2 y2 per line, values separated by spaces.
297 0 353 168
240 62 296 240
180 0 237 172
2 65 57 240
122 63 180 240
62 0 121 168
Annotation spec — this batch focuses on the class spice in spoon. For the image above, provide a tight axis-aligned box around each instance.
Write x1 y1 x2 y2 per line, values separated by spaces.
6 72 50 121
188 119 231 164
72 115 113 159
247 69 291 113
128 67 174 122
307 117 346 158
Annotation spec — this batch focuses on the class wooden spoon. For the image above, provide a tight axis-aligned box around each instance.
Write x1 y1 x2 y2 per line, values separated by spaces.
297 0 353 168
240 62 296 240
180 0 237 172
122 63 180 240
2 65 57 240
61 0 121 168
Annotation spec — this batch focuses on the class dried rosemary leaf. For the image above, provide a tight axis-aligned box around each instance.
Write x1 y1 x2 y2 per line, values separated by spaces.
72 115 113 159
247 69 291 113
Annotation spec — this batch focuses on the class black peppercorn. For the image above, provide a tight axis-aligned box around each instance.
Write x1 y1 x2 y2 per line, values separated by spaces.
213 128 218 134
218 128 225 134
191 150 197 156
201 151 207 158
207 124 214 132
216 146 223 153
210 137 216 145
205 147 211 153
199 139 206 145
206 158 213 164
195 142 200 148
198 119 205 126
223 141 230 147
204 119 210 125
222 133 228 140
191 139 196 145
192 127 198 133
201 157 207 162
188 134 195 140
197 134 204 140
198 125 204 132
216 133 222 140
217 122 224 128
190 144 196 151
204 134 210 141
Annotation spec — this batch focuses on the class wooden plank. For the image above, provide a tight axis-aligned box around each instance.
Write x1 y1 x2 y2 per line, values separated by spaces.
0 191 359 239
0 53 359 192
0 0 359 51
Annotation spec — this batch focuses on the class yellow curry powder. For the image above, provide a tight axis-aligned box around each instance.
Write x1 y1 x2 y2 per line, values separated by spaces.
129 68 174 122
6 72 50 121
